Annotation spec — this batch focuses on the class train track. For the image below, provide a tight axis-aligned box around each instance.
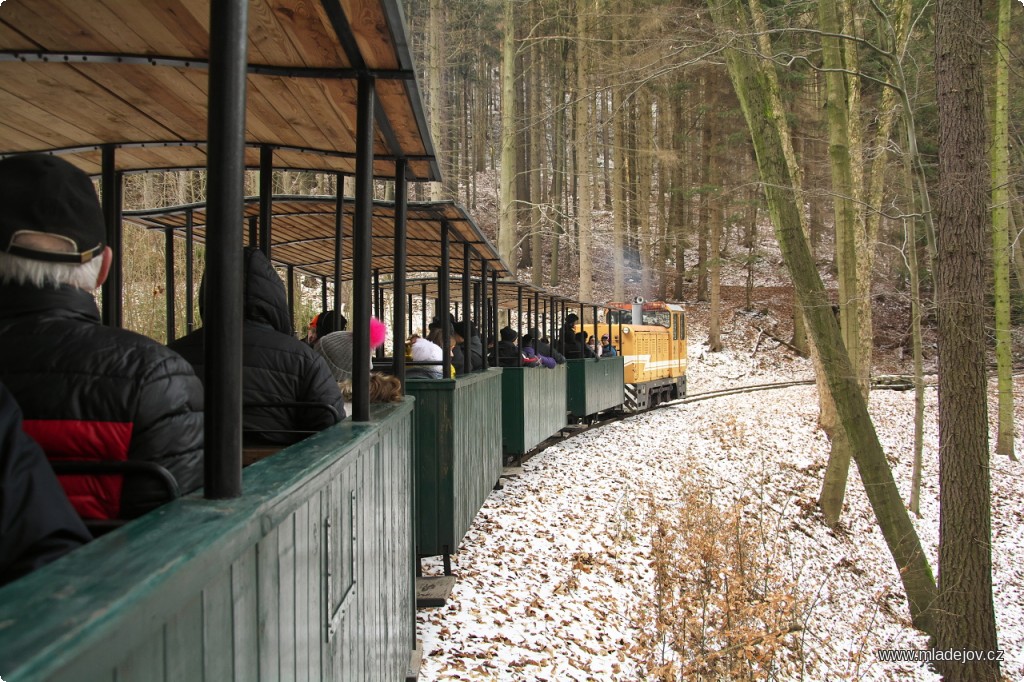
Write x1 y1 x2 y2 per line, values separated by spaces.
504 374 937 469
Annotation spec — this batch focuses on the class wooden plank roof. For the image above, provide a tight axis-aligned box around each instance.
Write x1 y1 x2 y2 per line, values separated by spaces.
396 276 578 310
123 196 511 279
0 0 439 180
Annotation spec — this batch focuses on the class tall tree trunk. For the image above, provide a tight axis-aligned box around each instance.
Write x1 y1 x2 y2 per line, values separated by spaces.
612 26 627 300
575 0 594 302
600 89 613 211
749 0 810 357
991 0 1016 459
498 0 517 272
696 75 711 302
745 182 758 310
657 91 671 301
673 87 688 300
816 0 870 526
934 0 1002 676
708 137 723 351
427 0 445 201
548 36 568 287
637 90 655 299
903 142 927 517
708 0 937 634
528 4 545 286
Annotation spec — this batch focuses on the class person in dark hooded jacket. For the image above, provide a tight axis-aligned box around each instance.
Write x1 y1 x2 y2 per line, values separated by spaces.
456 319 484 374
0 380 91 586
170 247 344 445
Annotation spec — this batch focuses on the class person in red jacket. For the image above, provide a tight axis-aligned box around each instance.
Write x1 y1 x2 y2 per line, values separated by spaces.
0 380 91 586
0 154 204 521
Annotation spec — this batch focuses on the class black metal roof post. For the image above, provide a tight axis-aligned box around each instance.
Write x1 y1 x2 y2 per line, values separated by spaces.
352 75 375 422
407 293 413 338
259 145 273 259
461 245 471 375
100 145 122 329
374 268 384 360
287 264 296 328
334 174 345 319
186 211 195 333
608 307 613 351
393 159 408 389
204 0 248 499
321 277 328 313
559 300 566 355
526 295 532 339
517 285 523 354
533 291 539 338
439 221 451 379
373 267 381 319
480 260 489 369
165 227 176 342
421 282 427 336
491 271 498 358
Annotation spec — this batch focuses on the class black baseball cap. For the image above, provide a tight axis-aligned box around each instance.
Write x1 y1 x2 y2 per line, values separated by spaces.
0 154 105 263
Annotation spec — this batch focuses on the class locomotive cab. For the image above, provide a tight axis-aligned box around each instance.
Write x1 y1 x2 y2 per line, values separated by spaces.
602 300 688 411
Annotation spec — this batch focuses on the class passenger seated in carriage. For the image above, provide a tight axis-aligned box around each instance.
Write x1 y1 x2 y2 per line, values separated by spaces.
600 333 618 357
0 154 204 522
0 380 91 586
306 309 346 348
456 319 485 374
529 327 566 365
407 332 445 379
492 326 540 367
170 246 343 446
522 333 556 368
316 316 389 414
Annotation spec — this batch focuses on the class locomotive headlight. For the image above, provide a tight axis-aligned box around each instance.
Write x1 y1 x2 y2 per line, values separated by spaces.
622 326 631 334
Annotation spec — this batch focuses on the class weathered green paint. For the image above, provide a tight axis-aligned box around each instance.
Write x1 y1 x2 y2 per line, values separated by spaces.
566 357 625 417
500 365 568 455
0 401 415 682
405 369 503 557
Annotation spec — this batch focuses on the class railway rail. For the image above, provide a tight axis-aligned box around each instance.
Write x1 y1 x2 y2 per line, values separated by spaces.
504 374 930 469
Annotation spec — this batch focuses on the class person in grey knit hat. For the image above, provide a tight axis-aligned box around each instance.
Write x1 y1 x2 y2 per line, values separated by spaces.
317 331 358 382
316 317 387 383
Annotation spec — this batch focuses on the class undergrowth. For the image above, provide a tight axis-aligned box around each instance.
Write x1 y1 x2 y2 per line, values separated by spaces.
630 472 805 681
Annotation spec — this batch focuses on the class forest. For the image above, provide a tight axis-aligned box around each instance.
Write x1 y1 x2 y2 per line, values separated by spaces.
109 1 1020 679
394 0 1017 680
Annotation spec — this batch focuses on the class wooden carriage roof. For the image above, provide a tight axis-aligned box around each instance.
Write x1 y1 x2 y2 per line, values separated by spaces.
0 0 439 180
123 196 511 279
396 277 578 310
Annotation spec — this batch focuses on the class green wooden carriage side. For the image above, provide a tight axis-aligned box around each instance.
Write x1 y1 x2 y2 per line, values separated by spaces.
500 364 569 456
404 369 503 559
0 402 415 682
566 356 626 418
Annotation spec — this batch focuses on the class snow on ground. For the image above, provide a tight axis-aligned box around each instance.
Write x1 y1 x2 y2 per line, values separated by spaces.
416 332 1024 681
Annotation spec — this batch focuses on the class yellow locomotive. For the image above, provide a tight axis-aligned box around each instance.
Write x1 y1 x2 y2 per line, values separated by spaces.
581 299 687 411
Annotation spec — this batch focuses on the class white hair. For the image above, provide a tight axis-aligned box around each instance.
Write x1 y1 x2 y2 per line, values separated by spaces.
0 250 102 290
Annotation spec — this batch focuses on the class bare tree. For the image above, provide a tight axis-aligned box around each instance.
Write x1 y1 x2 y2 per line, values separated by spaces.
933 0 1002 677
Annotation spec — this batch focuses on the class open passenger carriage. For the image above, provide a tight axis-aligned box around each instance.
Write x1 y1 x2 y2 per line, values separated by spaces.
0 1 440 679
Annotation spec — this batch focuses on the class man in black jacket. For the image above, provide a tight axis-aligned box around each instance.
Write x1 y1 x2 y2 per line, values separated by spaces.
0 380 91 587
170 247 344 445
0 154 204 521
